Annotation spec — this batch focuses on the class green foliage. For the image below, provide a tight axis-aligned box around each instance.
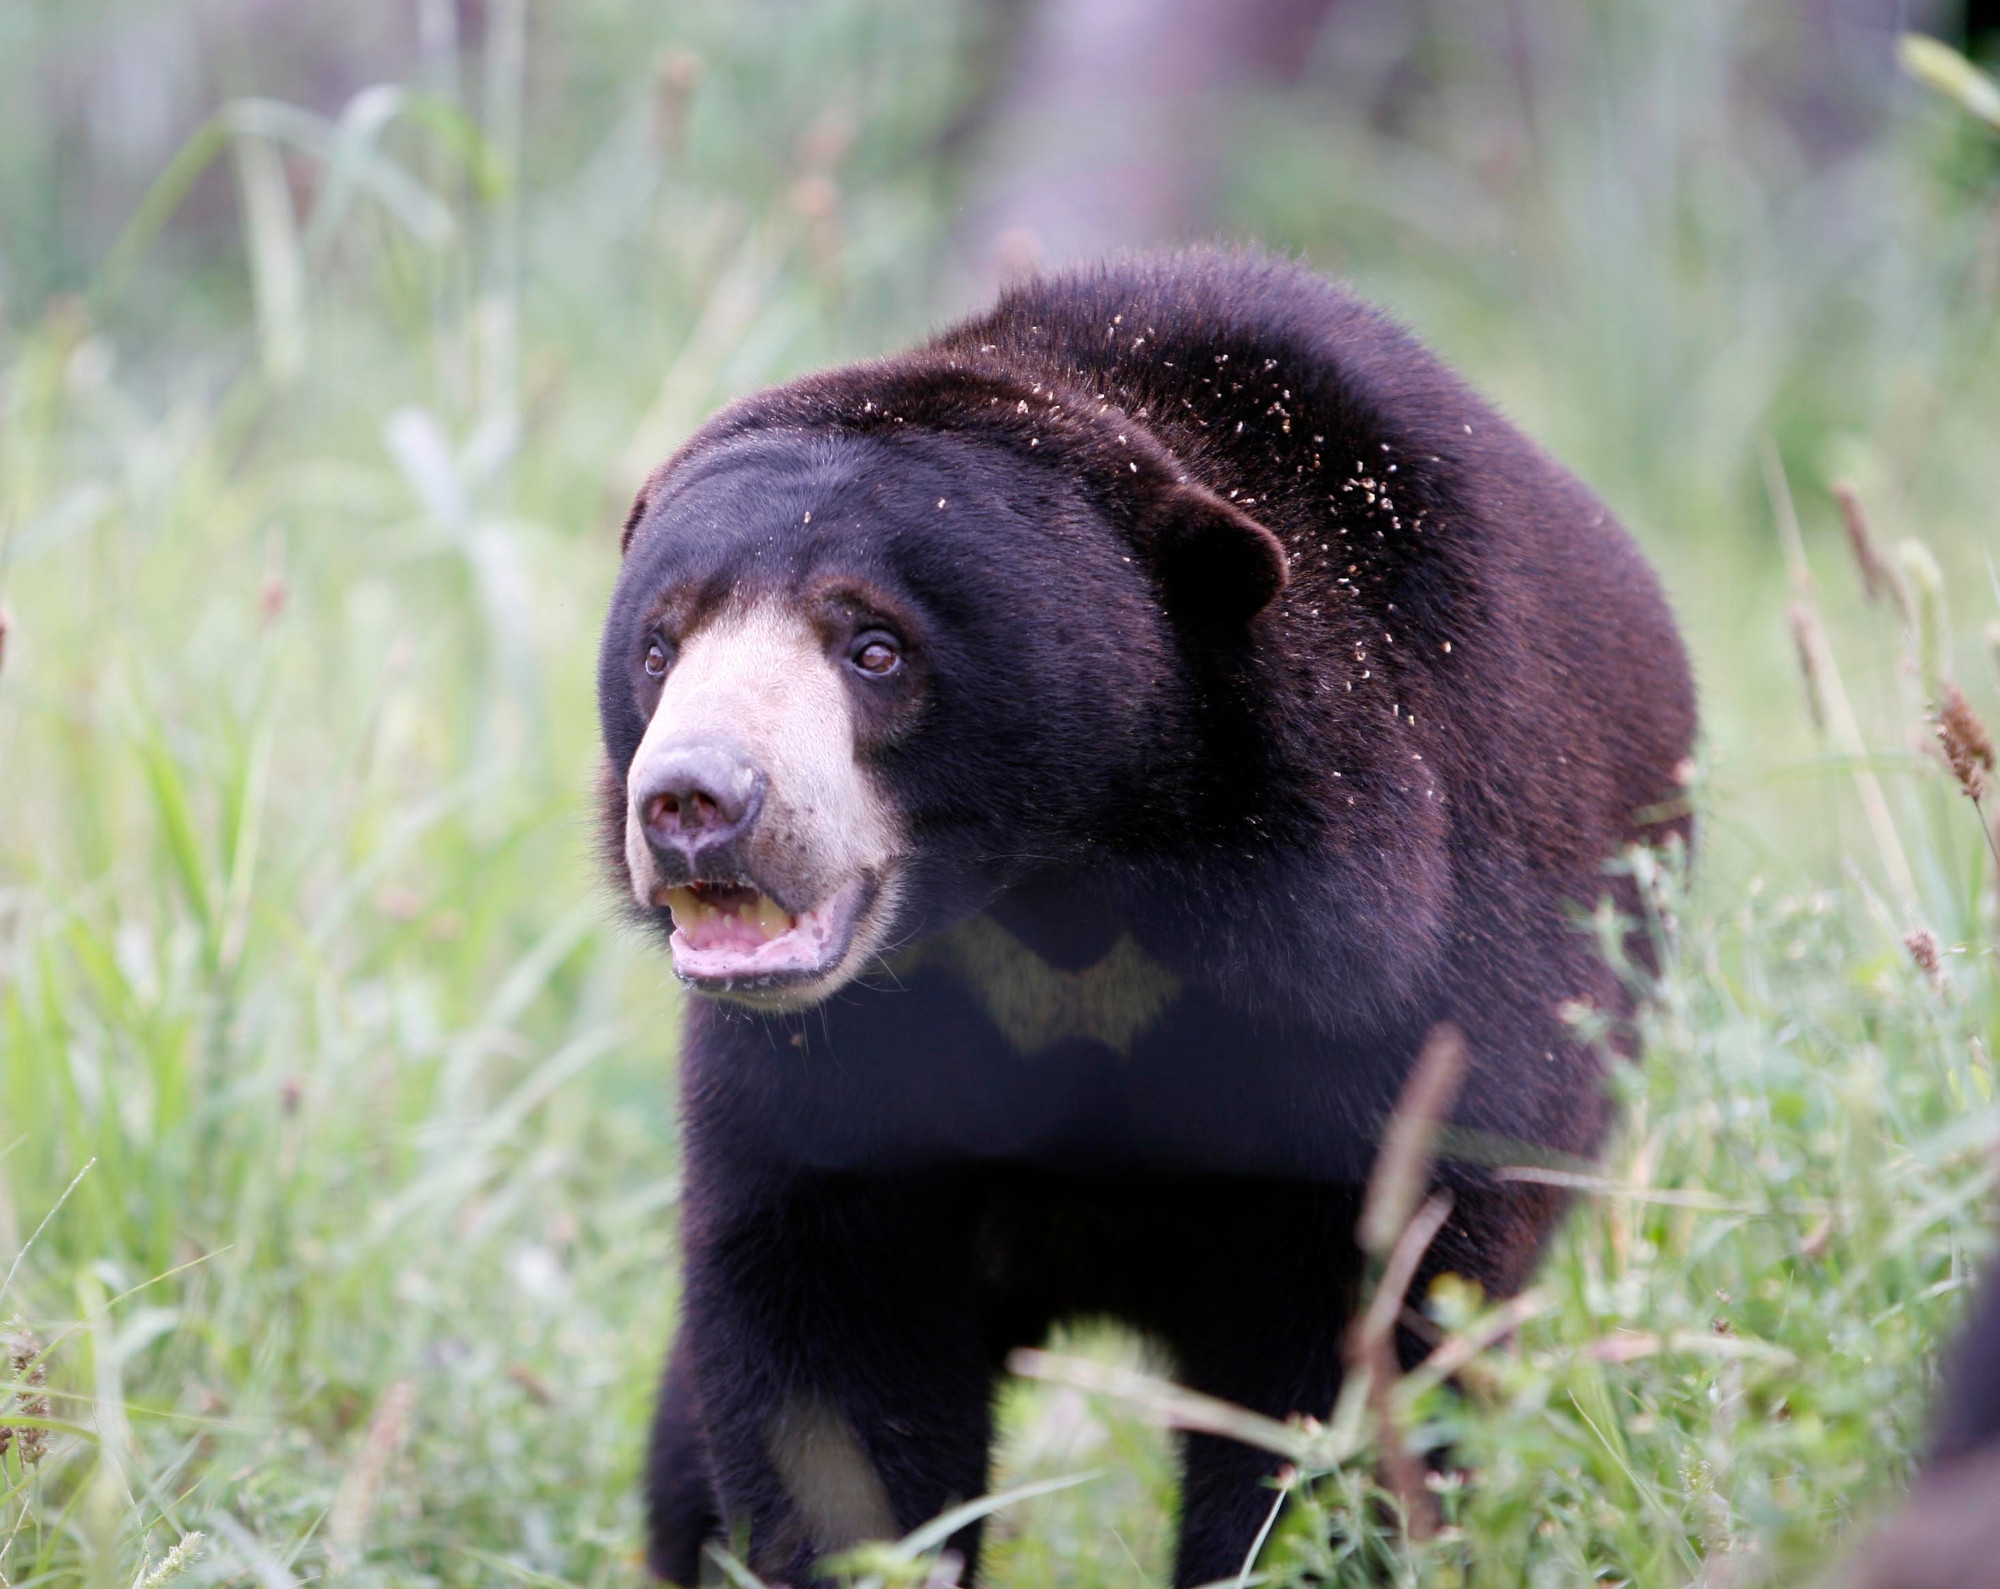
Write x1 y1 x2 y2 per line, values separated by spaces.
0 3 1997 1586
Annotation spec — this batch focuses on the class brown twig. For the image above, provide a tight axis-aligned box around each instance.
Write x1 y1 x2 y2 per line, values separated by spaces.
1358 1025 1467 1257
1346 1023 1469 1541
1347 1193 1454 1539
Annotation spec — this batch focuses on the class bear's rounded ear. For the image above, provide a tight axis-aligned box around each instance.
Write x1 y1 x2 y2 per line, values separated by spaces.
1143 481 1290 627
623 459 683 555
619 484 651 555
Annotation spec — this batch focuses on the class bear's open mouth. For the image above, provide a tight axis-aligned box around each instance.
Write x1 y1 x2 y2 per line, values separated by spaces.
653 875 873 992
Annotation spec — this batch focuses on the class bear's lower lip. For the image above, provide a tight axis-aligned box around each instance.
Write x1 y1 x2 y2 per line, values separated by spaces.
656 875 873 991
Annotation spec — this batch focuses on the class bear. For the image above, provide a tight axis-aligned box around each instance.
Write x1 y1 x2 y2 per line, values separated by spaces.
1837 1262 2000 1588
596 248 1697 1586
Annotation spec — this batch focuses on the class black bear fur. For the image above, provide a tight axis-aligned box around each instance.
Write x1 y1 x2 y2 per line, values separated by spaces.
597 250 1697 1585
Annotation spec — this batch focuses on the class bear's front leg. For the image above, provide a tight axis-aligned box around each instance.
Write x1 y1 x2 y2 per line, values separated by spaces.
645 1339 720 1584
674 1168 996 1587
1149 1182 1369 1589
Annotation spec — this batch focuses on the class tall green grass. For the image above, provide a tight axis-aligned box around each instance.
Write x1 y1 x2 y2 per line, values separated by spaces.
0 4 1997 1585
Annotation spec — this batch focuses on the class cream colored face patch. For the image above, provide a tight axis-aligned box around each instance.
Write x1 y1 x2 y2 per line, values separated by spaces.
624 601 905 1006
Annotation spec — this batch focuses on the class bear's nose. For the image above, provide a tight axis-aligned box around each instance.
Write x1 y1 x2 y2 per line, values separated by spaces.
635 744 768 868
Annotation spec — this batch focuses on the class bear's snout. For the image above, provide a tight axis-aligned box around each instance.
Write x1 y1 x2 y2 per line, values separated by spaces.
634 741 768 880
615 601 907 1005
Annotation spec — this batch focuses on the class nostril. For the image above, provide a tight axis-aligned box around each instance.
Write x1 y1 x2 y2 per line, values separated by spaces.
634 745 766 853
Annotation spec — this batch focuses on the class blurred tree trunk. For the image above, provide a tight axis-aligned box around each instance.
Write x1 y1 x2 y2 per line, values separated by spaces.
951 0 1341 295
949 0 1960 301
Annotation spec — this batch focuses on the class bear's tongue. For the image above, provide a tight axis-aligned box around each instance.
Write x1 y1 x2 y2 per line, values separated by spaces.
664 882 794 952
660 880 856 982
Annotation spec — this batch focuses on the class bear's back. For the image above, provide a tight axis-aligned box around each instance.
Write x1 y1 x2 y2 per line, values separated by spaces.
935 250 1696 883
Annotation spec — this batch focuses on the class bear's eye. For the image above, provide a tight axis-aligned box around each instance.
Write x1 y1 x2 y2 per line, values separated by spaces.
643 636 671 678
848 631 903 678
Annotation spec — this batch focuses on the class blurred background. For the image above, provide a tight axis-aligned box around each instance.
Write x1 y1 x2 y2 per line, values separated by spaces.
2 3 1999 1586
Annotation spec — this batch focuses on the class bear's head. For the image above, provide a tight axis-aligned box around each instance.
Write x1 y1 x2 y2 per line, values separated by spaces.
597 372 1288 1010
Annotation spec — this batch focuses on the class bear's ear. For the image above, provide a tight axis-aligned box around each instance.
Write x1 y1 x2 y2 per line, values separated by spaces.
1142 481 1290 627
619 484 651 555
621 460 679 554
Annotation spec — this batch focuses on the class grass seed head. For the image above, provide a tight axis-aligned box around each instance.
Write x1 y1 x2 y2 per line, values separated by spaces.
135 1532 206 1589
327 1377 416 1564
1904 928 1946 992
1936 682 1995 803
5 1319 52 1466
1831 480 1896 608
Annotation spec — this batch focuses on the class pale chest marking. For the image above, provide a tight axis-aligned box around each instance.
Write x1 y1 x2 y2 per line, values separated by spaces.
922 915 1181 1058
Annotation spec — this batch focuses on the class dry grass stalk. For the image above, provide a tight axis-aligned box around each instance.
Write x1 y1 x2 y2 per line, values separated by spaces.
1789 603 1827 732
1762 443 1924 924
1006 1348 1312 1463
1395 1287 1553 1405
1345 1022 1469 1542
1347 1192 1454 1540
1900 539 1949 709
1358 1024 1467 1257
1831 481 1897 609
1582 1329 1793 1367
